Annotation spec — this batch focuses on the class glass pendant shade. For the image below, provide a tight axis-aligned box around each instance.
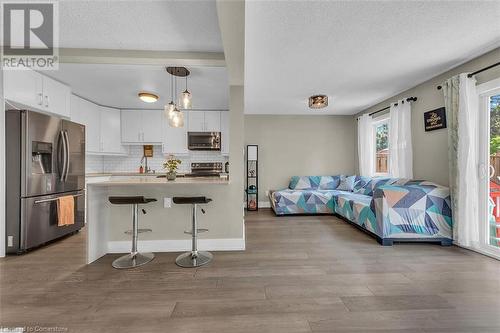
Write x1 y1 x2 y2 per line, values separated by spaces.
181 90 192 109
168 108 184 128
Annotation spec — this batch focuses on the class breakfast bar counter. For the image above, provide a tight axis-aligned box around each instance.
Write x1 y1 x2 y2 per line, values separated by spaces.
86 176 243 264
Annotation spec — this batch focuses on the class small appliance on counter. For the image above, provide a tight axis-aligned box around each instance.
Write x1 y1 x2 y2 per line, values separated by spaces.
185 162 223 177
6 110 86 254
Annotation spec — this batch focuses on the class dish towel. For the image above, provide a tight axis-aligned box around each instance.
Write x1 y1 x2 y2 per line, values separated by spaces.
57 195 75 226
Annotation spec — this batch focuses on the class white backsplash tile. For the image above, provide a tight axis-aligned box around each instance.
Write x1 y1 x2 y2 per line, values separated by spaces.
87 145 228 174
85 155 104 173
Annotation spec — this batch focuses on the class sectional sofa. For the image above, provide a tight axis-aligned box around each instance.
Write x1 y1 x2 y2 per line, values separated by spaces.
269 175 453 246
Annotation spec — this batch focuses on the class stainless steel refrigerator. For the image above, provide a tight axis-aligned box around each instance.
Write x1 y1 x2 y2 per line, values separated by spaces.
6 110 85 254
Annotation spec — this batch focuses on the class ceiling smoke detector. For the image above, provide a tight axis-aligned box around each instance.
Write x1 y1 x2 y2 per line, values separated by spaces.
309 95 328 109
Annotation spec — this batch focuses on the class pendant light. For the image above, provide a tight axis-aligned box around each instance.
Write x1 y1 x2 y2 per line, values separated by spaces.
164 73 176 120
168 75 184 127
180 76 192 109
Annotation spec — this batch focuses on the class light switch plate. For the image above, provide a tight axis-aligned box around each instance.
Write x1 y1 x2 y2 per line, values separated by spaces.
7 236 13 247
163 197 172 208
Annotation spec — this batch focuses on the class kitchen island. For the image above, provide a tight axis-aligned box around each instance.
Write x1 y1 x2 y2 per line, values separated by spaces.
86 176 244 264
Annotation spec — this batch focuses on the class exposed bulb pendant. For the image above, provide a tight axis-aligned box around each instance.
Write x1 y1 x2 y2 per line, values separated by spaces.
181 77 192 109
169 106 184 128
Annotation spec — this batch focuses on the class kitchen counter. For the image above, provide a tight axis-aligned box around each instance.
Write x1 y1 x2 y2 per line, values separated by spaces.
86 172 174 177
89 176 229 186
85 174 239 264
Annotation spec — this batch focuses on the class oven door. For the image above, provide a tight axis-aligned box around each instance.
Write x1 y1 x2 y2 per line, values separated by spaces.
188 132 221 150
21 190 85 251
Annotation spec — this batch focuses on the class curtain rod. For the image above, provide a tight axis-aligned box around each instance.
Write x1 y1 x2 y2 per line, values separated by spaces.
356 97 417 120
436 61 500 90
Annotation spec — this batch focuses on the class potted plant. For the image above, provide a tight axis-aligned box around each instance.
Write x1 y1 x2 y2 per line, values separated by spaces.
163 155 182 181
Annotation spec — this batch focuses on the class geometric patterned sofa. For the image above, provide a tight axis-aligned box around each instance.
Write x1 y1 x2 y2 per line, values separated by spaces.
269 175 453 246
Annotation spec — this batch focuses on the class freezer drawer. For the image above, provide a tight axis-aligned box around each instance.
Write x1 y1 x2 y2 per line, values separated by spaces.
19 191 85 252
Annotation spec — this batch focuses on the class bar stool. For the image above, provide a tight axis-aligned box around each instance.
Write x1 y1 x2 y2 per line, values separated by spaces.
108 196 157 269
173 196 213 268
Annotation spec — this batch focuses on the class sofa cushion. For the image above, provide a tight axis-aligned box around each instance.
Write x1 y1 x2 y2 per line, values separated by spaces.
354 177 398 196
335 191 379 236
337 175 356 191
353 176 372 192
271 189 338 214
288 176 340 190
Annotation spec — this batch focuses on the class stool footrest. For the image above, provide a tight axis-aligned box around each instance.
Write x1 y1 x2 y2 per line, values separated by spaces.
184 228 208 235
125 228 152 235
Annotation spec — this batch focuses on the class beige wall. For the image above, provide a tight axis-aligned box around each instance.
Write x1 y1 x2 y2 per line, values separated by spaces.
355 47 500 186
244 115 356 200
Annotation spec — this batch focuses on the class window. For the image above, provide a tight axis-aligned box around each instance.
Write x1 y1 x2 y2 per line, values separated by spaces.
373 117 390 175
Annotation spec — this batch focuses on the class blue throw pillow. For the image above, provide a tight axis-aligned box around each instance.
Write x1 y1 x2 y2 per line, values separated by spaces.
337 175 356 191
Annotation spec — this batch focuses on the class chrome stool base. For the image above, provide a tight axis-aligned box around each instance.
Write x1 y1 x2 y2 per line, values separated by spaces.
112 252 155 269
176 251 213 268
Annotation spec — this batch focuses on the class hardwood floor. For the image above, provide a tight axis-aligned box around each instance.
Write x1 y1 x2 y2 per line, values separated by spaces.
1 209 500 332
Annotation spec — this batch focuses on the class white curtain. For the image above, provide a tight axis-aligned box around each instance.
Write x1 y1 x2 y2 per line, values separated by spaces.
444 73 479 247
358 113 374 177
389 99 413 178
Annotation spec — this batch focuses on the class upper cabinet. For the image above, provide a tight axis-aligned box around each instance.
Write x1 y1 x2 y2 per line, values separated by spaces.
220 111 230 156
121 110 163 144
70 95 127 155
188 111 221 132
162 113 189 156
4 69 70 118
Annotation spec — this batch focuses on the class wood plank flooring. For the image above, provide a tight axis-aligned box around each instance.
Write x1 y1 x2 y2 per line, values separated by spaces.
1 209 500 332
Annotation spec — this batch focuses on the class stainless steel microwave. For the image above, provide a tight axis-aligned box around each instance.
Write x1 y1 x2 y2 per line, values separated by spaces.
188 132 221 151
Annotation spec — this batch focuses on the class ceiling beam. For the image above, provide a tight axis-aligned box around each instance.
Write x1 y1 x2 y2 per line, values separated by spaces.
59 48 225 67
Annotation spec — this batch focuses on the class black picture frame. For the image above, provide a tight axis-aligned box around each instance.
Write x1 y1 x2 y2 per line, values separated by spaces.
424 107 447 132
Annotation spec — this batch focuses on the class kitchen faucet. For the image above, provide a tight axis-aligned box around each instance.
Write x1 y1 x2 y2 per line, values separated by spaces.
140 155 152 173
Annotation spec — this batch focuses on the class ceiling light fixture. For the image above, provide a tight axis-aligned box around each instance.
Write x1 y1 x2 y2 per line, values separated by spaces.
164 67 190 128
138 92 158 103
308 95 328 109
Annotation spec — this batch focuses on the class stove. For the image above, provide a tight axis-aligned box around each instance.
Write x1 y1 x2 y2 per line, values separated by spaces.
186 162 223 177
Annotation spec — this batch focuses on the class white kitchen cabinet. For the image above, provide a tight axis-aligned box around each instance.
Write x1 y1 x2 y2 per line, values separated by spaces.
204 111 221 132
4 69 71 118
100 107 127 154
42 77 71 118
70 95 126 155
188 111 221 132
4 69 43 110
162 114 189 156
142 110 164 143
220 111 230 156
121 110 143 143
188 111 205 132
121 110 163 144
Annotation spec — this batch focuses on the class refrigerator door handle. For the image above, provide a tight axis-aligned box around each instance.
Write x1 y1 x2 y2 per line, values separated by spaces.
34 193 84 204
63 130 70 181
57 130 66 181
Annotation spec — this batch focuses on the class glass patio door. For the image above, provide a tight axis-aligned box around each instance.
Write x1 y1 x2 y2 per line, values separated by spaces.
478 79 500 257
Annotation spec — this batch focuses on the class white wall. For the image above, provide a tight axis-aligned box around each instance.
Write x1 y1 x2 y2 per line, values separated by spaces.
355 47 500 186
0 68 5 257
244 115 357 199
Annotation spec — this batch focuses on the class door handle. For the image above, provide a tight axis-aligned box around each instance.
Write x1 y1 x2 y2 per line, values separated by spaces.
38 93 43 105
44 95 49 108
490 165 495 179
63 130 70 181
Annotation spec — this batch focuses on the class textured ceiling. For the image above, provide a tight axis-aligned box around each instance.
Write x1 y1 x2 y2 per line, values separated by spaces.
245 1 500 115
59 0 223 52
46 64 228 110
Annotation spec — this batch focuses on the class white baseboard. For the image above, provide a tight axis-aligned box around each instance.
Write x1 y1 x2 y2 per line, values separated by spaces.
107 237 246 254
259 201 271 208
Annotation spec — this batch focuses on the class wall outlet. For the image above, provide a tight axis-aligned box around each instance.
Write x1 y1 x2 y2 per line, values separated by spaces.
265 190 269 197
163 197 172 208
